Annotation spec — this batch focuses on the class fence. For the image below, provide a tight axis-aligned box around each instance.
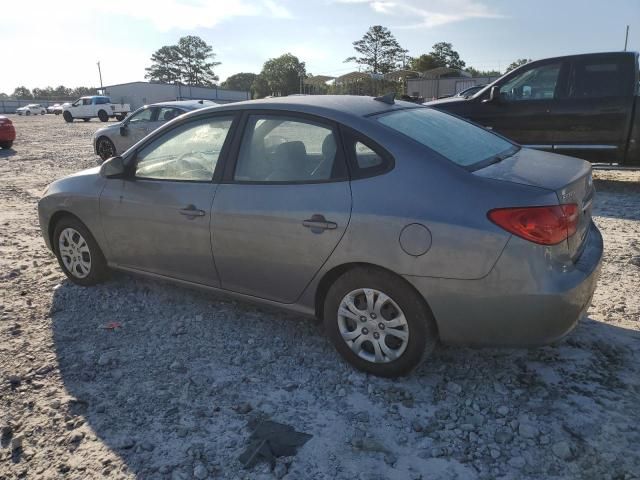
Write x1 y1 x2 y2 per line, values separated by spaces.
0 99 76 114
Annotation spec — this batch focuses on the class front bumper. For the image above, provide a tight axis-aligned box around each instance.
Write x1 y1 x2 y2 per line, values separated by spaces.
404 222 604 346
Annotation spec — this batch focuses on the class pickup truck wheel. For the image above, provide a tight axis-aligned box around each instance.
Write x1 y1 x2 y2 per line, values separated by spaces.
115 114 125 121
63 111 73 123
98 110 109 122
96 137 116 162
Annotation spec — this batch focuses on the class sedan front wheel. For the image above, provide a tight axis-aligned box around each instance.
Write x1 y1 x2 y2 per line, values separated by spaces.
323 266 437 377
53 217 109 286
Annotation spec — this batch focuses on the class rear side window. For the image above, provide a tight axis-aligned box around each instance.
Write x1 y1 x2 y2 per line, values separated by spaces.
376 108 516 169
568 58 630 98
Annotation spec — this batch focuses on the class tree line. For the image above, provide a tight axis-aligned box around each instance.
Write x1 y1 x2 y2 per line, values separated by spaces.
0 86 98 101
0 28 531 100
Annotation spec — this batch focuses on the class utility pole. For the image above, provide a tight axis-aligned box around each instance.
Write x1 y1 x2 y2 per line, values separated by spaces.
97 61 103 90
624 25 629 51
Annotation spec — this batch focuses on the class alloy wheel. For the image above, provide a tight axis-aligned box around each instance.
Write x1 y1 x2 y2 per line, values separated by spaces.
58 228 92 278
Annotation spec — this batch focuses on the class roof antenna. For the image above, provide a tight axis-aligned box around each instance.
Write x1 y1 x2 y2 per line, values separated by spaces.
374 92 395 105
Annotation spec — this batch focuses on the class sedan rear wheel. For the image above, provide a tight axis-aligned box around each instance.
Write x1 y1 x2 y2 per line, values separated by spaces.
324 267 437 377
96 137 116 162
53 217 109 286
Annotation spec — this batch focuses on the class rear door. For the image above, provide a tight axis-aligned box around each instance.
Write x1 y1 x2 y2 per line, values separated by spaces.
211 112 352 303
551 54 636 163
100 113 237 286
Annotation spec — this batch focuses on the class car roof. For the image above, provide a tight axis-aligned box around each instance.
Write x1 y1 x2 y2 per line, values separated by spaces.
150 99 219 110
194 95 418 121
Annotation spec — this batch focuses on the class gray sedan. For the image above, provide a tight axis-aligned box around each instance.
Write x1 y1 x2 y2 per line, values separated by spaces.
92 100 218 161
38 95 603 377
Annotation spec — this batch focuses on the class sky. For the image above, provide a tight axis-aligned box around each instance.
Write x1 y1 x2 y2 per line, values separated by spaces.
1 0 639 94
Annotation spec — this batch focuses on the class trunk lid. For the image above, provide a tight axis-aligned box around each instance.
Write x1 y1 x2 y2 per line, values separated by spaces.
475 148 594 259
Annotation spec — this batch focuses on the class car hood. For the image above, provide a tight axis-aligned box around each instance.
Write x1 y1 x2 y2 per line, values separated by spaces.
93 123 121 137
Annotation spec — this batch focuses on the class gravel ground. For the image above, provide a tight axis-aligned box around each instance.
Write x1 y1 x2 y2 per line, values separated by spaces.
1 114 639 480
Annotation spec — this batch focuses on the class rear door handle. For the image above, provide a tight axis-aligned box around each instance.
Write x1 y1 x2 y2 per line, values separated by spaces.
179 205 206 217
303 214 337 233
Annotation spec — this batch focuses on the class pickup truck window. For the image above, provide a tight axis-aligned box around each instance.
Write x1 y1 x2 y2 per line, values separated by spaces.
567 59 626 98
499 63 561 101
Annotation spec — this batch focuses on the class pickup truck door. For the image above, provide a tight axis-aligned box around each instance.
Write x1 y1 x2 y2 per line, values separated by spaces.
550 54 636 163
467 60 568 148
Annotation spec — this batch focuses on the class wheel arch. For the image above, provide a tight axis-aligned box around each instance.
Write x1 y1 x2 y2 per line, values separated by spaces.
314 262 439 334
48 210 86 254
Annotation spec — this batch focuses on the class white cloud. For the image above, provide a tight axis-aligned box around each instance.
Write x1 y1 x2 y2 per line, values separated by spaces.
334 0 503 28
1 0 293 32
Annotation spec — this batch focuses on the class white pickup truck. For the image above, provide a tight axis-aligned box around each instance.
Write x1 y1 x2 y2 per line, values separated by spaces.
62 96 131 123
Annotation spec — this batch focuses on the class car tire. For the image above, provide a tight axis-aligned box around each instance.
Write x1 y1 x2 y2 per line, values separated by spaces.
26 111 31 116
63 111 73 123
0 141 13 149
98 110 109 122
96 137 116 162
41 111 45 115
115 114 125 122
323 266 438 377
53 216 109 286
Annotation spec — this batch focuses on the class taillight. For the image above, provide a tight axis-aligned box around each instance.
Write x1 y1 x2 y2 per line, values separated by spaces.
488 204 578 245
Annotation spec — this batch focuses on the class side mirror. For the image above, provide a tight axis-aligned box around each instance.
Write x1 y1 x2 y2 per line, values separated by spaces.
120 125 128 136
483 85 502 103
100 156 126 178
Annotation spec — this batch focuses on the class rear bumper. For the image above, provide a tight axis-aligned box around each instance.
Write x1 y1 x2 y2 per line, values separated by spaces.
404 222 603 346
0 126 16 142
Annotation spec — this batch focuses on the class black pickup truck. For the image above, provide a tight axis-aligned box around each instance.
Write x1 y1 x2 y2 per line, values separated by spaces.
427 51 640 165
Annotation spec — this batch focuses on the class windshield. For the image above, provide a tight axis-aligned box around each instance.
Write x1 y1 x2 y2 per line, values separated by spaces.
376 107 517 169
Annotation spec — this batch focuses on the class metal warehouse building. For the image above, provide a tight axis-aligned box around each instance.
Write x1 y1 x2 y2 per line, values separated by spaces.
99 81 250 110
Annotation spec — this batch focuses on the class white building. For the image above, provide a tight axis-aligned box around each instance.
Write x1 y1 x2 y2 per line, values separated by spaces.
99 81 250 110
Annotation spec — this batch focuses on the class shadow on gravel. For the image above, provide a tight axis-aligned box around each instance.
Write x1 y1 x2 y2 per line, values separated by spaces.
48 274 640 479
592 178 640 220
0 148 16 158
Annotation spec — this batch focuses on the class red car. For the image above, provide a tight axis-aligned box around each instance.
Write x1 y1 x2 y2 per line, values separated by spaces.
0 115 16 149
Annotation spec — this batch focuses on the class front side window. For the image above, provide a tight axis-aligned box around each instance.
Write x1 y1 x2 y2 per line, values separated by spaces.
82 98 92 105
158 107 183 122
499 63 561 101
234 115 343 182
377 108 516 169
135 116 233 181
128 107 155 124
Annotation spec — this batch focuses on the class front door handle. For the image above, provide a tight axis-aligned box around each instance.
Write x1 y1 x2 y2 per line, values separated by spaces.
303 214 337 233
179 205 206 218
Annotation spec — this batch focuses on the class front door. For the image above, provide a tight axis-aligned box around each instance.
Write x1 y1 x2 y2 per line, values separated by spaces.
100 114 236 286
212 113 352 303
468 60 567 147
124 106 158 146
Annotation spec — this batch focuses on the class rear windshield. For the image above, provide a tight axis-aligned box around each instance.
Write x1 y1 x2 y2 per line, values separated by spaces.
376 107 516 169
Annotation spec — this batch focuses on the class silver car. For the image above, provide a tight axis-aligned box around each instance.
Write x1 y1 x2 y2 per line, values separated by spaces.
92 100 218 161
38 95 603 377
